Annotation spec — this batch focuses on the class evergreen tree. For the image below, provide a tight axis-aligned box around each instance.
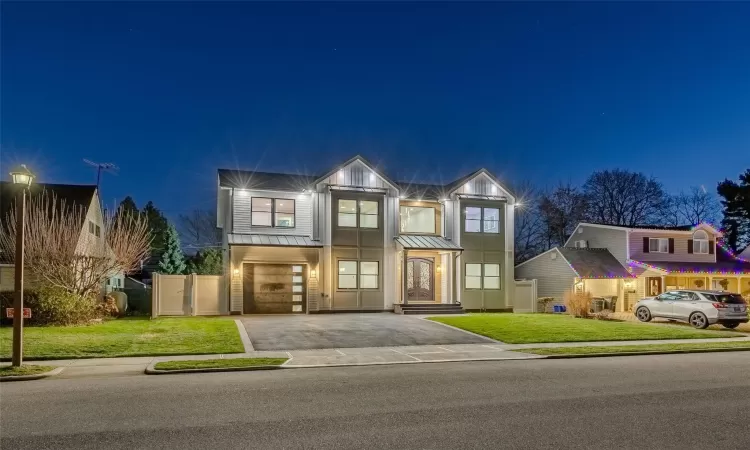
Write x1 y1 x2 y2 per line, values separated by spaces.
142 201 169 251
717 169 750 252
118 196 139 218
158 224 186 274
186 248 223 275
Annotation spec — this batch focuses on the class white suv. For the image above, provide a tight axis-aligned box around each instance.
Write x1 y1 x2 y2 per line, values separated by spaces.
634 290 748 329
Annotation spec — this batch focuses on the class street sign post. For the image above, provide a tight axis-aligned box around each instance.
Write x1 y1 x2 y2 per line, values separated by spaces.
6 308 31 319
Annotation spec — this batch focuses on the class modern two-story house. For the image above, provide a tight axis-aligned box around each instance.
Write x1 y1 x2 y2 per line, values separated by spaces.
515 222 750 312
216 155 516 315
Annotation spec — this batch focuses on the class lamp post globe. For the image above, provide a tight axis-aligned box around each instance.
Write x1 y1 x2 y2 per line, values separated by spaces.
10 164 35 187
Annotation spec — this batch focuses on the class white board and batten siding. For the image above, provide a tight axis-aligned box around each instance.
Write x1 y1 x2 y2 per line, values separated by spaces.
316 159 397 194
233 189 313 237
453 172 513 198
514 249 577 302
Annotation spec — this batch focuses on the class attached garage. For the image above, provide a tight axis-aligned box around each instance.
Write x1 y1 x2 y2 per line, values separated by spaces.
243 263 306 314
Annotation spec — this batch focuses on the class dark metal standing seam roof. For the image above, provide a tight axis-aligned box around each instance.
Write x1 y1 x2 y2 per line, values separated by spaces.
395 235 463 251
218 170 318 192
557 247 633 278
228 233 323 248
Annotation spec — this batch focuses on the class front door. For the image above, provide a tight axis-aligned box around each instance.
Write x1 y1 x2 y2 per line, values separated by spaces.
407 257 435 302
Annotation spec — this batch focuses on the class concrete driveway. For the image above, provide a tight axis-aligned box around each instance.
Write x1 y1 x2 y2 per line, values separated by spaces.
239 313 495 350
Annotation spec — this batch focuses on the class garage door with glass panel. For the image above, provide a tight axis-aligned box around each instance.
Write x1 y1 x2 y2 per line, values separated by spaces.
243 264 306 313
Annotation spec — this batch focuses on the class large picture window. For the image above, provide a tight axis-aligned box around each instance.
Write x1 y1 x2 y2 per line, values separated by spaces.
464 207 501 233
252 198 295 228
400 206 436 234
337 199 379 228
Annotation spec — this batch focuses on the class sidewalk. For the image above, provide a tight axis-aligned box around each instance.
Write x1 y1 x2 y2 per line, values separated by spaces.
14 336 750 378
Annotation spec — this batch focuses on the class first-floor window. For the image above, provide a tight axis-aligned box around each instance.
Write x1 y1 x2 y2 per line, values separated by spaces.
649 238 669 253
483 264 501 289
338 261 358 289
465 263 482 289
338 260 379 289
359 261 379 289
465 263 501 289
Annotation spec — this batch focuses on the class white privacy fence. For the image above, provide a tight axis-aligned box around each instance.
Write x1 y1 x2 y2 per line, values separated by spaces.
513 279 538 313
152 274 226 317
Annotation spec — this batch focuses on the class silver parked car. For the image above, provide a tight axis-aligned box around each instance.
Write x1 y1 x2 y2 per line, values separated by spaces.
634 290 748 329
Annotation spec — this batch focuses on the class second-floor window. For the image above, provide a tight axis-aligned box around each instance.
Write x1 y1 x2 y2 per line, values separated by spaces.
649 238 669 253
465 207 500 233
400 206 436 234
251 198 295 228
338 199 378 228
692 230 709 254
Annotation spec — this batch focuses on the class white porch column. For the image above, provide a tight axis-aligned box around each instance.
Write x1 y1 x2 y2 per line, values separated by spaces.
402 249 409 305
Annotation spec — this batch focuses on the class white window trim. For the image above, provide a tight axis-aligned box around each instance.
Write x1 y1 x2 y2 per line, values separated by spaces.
693 231 709 254
649 237 669 253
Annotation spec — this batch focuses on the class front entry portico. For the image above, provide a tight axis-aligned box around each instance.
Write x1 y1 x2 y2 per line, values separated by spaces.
395 235 463 305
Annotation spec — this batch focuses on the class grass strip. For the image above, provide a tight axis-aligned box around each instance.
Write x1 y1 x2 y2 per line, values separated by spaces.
0 365 55 377
153 357 288 371
520 341 750 356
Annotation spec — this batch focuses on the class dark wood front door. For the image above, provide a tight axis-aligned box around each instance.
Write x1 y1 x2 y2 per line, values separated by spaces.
243 263 306 313
407 258 435 302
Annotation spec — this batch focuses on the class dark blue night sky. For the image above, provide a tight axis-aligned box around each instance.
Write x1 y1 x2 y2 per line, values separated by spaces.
2 1 749 217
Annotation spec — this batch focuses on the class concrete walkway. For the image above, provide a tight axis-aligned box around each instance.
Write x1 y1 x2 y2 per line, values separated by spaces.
11 336 750 378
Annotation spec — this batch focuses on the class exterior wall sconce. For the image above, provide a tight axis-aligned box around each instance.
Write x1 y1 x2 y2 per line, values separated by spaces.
436 266 442 273
232 268 240 277
310 269 317 279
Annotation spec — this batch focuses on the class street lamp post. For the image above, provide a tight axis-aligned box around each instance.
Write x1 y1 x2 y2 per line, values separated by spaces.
10 164 34 367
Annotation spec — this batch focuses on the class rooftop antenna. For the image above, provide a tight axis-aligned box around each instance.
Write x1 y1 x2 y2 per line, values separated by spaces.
83 159 119 189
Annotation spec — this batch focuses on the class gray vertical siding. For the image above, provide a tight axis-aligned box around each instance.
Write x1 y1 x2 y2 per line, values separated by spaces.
567 225 628 264
515 249 577 302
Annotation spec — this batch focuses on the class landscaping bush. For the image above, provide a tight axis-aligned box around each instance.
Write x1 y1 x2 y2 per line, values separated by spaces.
0 286 99 326
564 290 592 319
97 295 120 318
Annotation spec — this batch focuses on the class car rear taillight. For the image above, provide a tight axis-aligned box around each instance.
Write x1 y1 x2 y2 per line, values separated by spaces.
712 302 729 309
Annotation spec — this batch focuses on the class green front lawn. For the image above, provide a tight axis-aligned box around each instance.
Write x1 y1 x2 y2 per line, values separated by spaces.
0 365 55 377
429 314 744 344
521 341 750 356
0 317 243 360
154 357 288 371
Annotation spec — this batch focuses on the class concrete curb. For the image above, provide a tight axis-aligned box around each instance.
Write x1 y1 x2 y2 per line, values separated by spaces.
143 353 544 374
234 319 255 352
0 366 65 382
530 347 750 359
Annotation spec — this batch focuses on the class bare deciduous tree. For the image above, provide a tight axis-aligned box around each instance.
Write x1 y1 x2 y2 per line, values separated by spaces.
583 169 667 226
513 182 547 264
177 209 221 249
538 183 588 247
662 186 721 226
0 192 151 297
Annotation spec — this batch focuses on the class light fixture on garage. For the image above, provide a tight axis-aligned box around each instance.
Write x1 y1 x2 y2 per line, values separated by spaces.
310 269 317 278
232 268 240 277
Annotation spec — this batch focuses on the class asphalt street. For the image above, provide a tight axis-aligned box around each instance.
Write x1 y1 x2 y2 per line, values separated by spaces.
2 352 750 449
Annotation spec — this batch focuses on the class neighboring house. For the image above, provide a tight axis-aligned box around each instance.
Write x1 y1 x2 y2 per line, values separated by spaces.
516 222 750 312
0 181 119 296
216 155 517 314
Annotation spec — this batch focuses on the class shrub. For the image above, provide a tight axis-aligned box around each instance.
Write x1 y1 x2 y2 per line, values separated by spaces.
564 289 592 319
97 295 120 318
0 286 99 325
593 309 612 320
536 297 554 313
